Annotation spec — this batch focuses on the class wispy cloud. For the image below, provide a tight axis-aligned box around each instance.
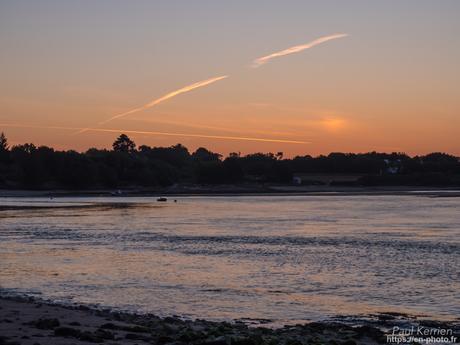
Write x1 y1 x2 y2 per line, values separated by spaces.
14 33 349 146
0 123 309 145
102 75 228 124
76 75 228 134
129 117 298 137
85 128 309 144
252 33 348 68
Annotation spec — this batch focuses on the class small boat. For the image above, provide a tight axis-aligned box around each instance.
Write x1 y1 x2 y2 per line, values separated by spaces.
157 197 167 202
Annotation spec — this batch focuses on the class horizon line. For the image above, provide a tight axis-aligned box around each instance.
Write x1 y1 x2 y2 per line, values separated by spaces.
1 124 458 158
0 123 310 145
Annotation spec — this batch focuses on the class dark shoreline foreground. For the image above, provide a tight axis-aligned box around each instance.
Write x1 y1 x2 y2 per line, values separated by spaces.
1 296 459 345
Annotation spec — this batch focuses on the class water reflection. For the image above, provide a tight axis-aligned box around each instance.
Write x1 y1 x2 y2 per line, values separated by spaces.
0 195 459 324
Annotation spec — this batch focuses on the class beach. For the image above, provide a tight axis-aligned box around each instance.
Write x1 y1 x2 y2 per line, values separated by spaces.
1 296 459 345
2 295 453 345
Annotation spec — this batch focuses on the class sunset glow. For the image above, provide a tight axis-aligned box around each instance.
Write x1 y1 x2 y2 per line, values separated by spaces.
77 75 229 134
1 1 459 157
0 123 309 145
1 2 460 338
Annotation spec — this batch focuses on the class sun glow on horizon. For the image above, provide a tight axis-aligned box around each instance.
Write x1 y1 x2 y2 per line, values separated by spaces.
1 2 459 156
320 118 347 132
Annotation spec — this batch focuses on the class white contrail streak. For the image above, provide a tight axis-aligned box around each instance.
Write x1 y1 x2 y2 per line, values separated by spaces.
76 75 228 134
252 33 348 68
0 123 310 145
102 75 228 124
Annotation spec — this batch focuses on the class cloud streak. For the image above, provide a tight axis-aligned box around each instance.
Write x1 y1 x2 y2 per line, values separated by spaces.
129 117 298 137
252 33 348 68
28 34 349 145
103 75 228 123
1 123 309 145
77 75 228 134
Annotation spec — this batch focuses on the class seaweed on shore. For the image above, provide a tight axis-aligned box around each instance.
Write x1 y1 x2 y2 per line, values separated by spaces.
2 295 459 345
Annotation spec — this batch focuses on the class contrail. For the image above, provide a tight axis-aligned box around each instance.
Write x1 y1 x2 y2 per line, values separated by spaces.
129 117 298 137
102 75 229 123
76 75 228 134
0 123 309 145
252 33 348 68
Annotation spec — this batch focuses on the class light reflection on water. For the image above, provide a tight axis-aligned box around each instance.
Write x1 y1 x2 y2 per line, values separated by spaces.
0 195 459 324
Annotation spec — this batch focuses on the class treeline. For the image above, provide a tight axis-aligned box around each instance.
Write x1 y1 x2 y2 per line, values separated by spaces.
0 132 459 189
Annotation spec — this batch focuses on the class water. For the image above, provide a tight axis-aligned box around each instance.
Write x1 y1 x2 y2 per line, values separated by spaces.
0 195 459 325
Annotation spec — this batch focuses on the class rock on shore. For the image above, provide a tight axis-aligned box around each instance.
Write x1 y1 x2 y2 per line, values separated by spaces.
0 296 455 345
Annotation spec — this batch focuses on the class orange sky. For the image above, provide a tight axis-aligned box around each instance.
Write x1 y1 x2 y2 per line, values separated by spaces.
1 1 459 157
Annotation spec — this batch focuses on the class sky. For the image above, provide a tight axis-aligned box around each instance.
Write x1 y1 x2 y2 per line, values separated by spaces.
1 0 459 157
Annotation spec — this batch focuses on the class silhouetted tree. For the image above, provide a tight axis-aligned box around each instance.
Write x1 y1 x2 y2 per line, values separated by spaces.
0 132 10 164
229 152 240 158
0 133 458 189
139 144 191 168
0 132 8 152
112 134 136 153
192 147 222 162
221 156 244 182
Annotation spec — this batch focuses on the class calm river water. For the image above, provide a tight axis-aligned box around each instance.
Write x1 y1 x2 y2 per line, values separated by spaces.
0 195 459 325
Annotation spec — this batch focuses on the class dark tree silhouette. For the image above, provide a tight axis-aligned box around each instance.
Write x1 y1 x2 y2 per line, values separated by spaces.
0 132 458 189
0 132 8 151
112 134 136 153
192 147 222 162
0 132 10 165
229 152 240 158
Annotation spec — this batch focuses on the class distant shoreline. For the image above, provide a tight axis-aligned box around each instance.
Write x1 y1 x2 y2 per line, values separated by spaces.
1 186 460 198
